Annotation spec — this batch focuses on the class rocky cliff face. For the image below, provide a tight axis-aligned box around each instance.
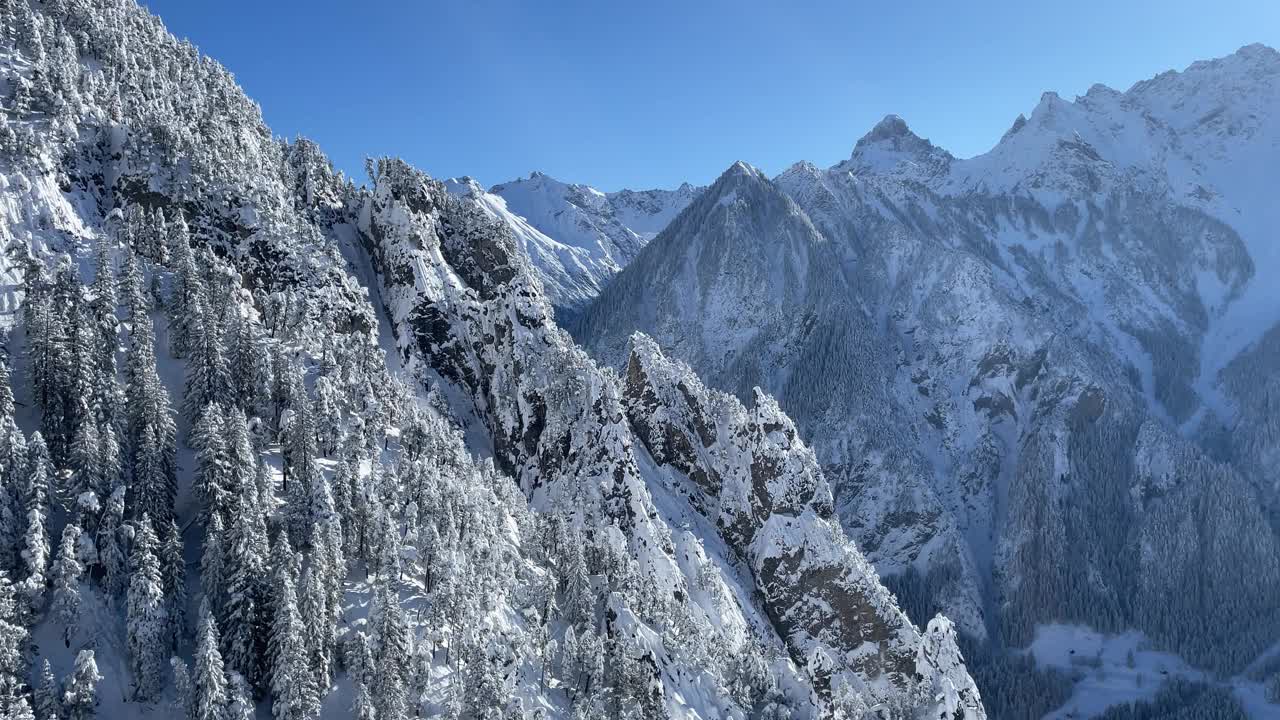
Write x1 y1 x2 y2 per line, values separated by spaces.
447 172 701 314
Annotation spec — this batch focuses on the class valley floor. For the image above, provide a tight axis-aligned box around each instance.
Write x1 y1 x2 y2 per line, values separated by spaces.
1027 624 1274 719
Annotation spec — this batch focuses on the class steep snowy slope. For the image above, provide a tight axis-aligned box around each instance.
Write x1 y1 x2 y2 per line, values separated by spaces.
0 1 986 718
451 172 700 312
575 44 1280 693
358 157 987 717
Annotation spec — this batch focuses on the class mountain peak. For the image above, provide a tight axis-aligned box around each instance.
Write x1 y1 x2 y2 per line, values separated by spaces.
846 114 952 180
443 176 485 198
725 160 763 179
1233 42 1279 64
706 160 769 191
860 114 915 144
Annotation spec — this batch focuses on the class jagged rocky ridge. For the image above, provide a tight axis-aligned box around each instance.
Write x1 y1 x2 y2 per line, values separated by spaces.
445 172 701 315
0 0 985 718
574 45 1280 681
357 156 986 717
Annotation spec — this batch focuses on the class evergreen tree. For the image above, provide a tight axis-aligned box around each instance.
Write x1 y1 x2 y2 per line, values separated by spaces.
200 511 225 610
0 421 23 575
170 657 194 720
331 457 355 555
118 239 147 327
193 600 228 720
182 294 231 425
226 312 267 414
49 523 84 647
220 480 268 692
350 679 377 720
25 277 68 455
68 420 102 512
88 237 116 320
126 517 167 700
223 408 255 510
371 580 409 720
282 382 318 546
148 207 169 269
160 519 187 651
298 560 334 696
0 359 13 422
61 650 101 720
163 208 189 270
190 403 228 529
19 505 49 613
268 535 318 720
224 673 254 720
94 424 122 513
0 675 35 720
23 434 52 517
0 574 26 680
125 316 177 525
33 660 59 720
564 536 593 631
96 485 127 601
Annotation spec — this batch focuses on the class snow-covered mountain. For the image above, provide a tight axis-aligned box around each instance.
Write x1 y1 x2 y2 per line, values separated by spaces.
445 173 701 314
0 1 984 718
575 44 1280 714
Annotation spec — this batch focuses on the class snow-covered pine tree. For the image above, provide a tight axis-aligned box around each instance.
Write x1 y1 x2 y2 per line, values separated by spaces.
371 579 409 720
61 650 101 720
125 316 177 525
192 600 228 720
117 235 148 327
68 419 101 513
23 267 68 453
223 407 256 511
199 511 225 610
297 562 333 696
312 375 342 458
0 356 15 426
0 674 35 720
330 456 355 554
160 519 187 650
220 478 268 691
18 504 49 614
146 207 168 271
126 517 168 700
350 679 377 720
163 207 189 271
564 534 594 631
171 657 194 720
33 659 60 720
92 423 122 519
96 485 127 601
282 377 319 546
182 293 232 425
191 403 228 527
22 433 52 519
225 673 254 720
0 575 25 682
49 522 84 647
226 311 267 415
268 534 318 720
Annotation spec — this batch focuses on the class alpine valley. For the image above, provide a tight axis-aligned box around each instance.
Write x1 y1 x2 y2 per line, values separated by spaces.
0 2 1273 720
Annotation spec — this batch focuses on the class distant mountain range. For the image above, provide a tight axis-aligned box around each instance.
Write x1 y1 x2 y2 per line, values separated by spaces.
569 42 1280 712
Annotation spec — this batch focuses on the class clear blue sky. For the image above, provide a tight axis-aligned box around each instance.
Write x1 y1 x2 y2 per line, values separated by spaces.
141 0 1277 191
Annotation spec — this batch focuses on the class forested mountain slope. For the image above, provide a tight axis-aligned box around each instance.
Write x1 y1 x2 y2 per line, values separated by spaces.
574 44 1280 704
0 1 984 718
